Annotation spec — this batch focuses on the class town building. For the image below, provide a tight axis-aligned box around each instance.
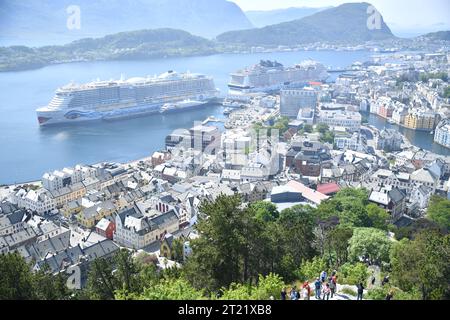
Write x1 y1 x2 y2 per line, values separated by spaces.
434 118 450 149
280 88 318 118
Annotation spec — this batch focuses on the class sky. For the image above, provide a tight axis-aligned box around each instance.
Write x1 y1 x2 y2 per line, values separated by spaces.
232 0 450 36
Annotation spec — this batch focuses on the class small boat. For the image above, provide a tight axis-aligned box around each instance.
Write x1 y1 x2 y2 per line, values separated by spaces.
160 99 206 114
430 131 434 135
223 108 232 115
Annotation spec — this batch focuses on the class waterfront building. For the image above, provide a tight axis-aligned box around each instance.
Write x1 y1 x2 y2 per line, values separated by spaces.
280 88 318 118
42 165 98 191
403 108 436 131
375 129 403 152
434 118 450 149
392 106 408 125
378 102 394 119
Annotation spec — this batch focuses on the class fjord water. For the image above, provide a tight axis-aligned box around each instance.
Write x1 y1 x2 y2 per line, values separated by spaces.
0 50 394 184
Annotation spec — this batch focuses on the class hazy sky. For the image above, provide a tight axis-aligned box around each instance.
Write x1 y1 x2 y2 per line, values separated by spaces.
232 0 450 33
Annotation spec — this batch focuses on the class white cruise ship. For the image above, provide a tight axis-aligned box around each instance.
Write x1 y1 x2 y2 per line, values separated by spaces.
228 60 328 94
36 71 219 125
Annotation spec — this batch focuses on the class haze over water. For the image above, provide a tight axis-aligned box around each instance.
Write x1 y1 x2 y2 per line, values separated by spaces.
1 50 446 184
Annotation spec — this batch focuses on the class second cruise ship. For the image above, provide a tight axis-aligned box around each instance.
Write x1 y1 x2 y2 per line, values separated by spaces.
36 71 219 126
228 60 329 95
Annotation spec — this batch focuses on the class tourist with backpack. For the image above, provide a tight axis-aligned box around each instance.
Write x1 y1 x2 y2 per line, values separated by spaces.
329 277 336 298
314 278 322 299
290 288 298 300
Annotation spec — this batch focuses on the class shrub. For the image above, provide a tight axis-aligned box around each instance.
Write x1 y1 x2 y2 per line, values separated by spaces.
341 287 357 296
296 257 328 281
339 262 368 285
366 286 421 300
220 273 285 300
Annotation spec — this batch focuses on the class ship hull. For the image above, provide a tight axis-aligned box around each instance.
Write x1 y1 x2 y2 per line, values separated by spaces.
37 95 218 126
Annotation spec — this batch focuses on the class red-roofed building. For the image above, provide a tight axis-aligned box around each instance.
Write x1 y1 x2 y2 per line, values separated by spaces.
309 81 322 87
316 183 341 196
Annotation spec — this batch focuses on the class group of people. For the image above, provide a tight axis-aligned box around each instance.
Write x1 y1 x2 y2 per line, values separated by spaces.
280 271 394 301
314 270 338 300
281 270 338 300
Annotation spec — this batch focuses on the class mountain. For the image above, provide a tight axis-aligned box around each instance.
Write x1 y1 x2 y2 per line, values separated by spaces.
0 0 253 46
217 3 395 46
245 7 332 28
419 30 450 41
0 28 219 72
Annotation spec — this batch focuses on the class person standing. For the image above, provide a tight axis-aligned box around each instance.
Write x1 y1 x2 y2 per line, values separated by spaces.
381 275 389 286
329 277 336 298
371 271 376 288
356 282 364 300
314 278 322 299
281 288 287 300
302 281 311 300
290 288 298 300
322 283 331 300
385 290 394 300
320 270 327 283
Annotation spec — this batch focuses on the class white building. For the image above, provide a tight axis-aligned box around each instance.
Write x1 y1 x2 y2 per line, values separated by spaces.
114 206 179 250
434 118 450 149
42 165 98 191
317 109 361 132
14 189 56 214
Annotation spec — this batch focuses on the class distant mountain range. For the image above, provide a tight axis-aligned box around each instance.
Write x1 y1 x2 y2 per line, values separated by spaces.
0 2 448 73
420 31 450 41
0 28 219 71
245 7 332 28
0 0 253 45
217 3 395 46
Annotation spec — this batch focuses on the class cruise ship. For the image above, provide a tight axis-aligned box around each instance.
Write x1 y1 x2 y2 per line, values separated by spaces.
228 60 328 95
36 71 219 125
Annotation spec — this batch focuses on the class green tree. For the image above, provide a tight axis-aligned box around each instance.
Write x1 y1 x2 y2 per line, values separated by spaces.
316 123 330 134
427 195 450 231
85 257 119 300
296 256 328 281
366 203 390 230
339 262 369 285
114 249 141 293
117 278 205 300
0 252 35 299
277 205 317 278
250 201 279 222
184 195 248 292
325 226 353 268
220 273 285 300
390 231 450 300
348 228 391 265
33 267 70 300
303 124 313 133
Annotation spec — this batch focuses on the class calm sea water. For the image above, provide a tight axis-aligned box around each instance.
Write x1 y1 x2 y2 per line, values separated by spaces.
0 50 374 184
367 113 450 156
